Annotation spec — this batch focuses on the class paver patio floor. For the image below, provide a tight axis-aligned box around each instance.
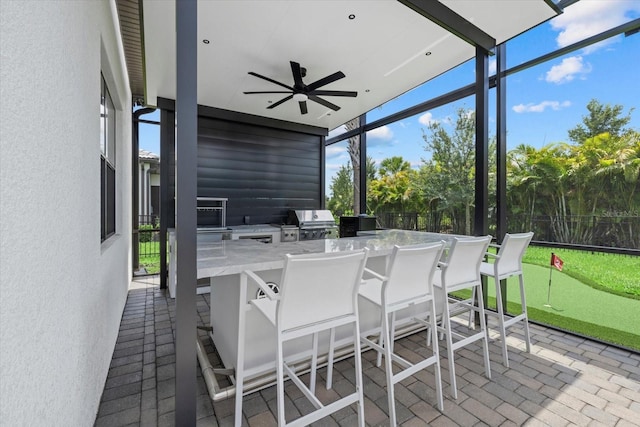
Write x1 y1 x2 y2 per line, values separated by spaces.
95 276 640 426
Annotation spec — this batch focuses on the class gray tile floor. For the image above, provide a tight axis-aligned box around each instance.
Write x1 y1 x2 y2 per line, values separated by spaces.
95 276 640 426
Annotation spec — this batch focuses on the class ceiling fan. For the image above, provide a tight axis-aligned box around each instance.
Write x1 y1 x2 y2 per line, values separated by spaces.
244 61 357 115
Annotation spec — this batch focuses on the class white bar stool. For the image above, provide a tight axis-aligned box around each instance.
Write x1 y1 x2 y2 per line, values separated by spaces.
235 249 369 427
480 232 534 367
358 242 446 426
434 235 492 399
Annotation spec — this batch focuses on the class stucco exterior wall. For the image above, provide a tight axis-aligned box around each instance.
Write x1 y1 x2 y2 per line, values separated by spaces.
0 1 132 425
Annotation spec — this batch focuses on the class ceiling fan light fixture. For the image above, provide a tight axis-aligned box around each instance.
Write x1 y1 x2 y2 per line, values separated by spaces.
245 61 355 114
293 93 308 102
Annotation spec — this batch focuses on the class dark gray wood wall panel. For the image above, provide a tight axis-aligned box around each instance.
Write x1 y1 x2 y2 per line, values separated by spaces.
197 116 322 226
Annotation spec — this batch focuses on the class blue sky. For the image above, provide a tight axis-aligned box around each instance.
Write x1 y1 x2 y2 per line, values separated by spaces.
138 1 640 193
325 0 640 191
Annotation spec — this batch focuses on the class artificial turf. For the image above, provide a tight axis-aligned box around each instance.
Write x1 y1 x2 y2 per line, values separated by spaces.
482 263 640 351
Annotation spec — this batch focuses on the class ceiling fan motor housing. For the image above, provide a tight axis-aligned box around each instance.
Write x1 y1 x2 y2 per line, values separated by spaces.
244 61 357 115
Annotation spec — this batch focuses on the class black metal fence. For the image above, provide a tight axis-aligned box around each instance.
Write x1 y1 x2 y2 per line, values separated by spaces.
139 215 159 226
138 215 161 264
375 212 640 252
375 212 455 234
507 215 640 250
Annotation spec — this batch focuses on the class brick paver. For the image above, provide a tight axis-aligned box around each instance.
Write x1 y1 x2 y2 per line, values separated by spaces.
94 276 640 426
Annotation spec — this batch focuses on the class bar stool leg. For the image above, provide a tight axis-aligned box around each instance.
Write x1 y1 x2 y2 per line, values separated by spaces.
353 321 366 427
381 306 397 426
310 332 319 394
519 274 531 353
276 331 286 426
442 303 457 399
477 284 492 379
494 277 510 367
326 328 336 389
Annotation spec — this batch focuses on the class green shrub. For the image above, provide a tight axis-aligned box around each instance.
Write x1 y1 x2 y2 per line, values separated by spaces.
139 224 157 243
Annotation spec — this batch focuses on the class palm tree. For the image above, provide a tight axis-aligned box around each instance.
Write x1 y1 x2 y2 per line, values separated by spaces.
345 118 361 215
369 156 420 228
507 144 541 231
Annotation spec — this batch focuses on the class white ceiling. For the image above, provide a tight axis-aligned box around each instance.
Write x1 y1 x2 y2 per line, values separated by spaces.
142 0 558 132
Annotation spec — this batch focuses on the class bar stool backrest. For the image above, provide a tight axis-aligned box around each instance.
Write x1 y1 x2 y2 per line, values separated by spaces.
384 242 445 305
442 236 492 290
277 250 368 332
495 232 534 276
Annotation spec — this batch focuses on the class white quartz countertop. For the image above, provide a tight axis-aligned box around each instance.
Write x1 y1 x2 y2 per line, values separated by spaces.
196 229 464 279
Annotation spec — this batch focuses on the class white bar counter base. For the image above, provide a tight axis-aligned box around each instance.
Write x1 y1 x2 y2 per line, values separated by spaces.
199 230 462 399
168 225 282 298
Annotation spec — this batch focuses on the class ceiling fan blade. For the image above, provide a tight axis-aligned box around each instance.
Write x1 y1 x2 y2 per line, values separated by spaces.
248 72 293 91
299 101 308 115
311 90 357 97
267 94 293 109
306 71 346 91
243 91 292 94
309 95 340 111
290 61 304 88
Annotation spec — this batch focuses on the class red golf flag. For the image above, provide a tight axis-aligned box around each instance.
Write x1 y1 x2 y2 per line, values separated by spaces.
550 253 564 271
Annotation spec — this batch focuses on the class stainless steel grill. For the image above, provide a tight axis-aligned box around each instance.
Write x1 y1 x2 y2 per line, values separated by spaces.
287 209 338 240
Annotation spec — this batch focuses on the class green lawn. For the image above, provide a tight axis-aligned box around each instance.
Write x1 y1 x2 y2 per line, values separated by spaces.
139 241 162 274
522 246 640 298
471 245 640 350
480 263 640 350
453 246 639 350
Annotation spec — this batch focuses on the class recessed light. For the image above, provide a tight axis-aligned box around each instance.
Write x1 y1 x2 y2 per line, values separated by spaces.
425 51 432 56
203 39 210 44
365 89 370 93
348 14 355 20
268 100 273 104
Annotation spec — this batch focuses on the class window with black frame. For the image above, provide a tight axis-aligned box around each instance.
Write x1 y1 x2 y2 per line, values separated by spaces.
101 74 116 241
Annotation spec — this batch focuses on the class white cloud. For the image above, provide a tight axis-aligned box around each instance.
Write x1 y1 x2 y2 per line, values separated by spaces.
367 125 394 140
325 145 346 159
327 125 347 140
418 112 436 126
551 0 640 53
512 100 571 113
325 162 345 173
545 56 592 84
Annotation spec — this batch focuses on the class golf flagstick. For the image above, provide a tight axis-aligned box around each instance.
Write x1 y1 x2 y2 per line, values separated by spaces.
545 252 564 308
545 261 553 308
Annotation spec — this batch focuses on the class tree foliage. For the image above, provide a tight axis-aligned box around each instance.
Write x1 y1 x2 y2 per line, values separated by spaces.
327 99 638 247
327 156 377 217
507 126 640 245
417 108 496 234
368 156 420 215
327 162 354 217
567 99 633 143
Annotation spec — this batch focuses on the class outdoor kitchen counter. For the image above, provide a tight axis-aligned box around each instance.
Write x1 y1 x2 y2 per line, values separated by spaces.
202 229 464 389
197 229 458 279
